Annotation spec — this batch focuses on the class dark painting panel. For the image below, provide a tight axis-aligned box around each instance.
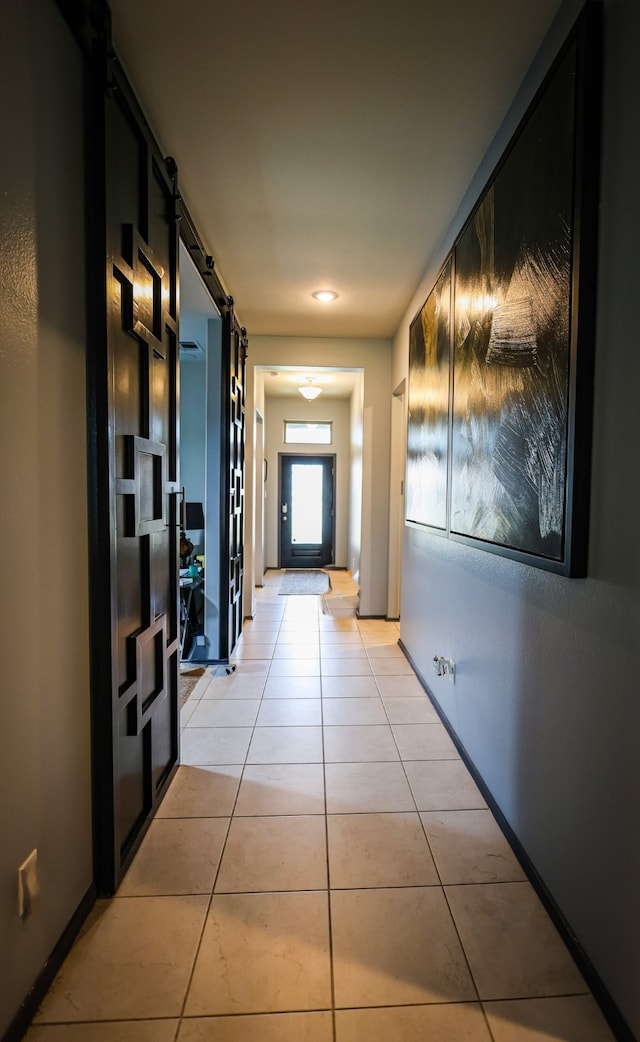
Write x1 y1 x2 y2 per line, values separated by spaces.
406 258 452 530
450 41 577 562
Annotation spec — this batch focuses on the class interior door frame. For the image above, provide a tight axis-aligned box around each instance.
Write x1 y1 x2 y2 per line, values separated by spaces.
176 228 247 665
278 453 336 568
254 410 266 585
387 380 406 620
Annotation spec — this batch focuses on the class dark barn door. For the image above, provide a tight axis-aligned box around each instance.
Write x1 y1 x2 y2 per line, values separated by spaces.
70 3 247 890
223 314 246 656
90 52 180 892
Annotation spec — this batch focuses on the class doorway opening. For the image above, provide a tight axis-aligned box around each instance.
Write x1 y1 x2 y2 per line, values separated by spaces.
244 364 364 619
178 240 222 661
279 454 335 568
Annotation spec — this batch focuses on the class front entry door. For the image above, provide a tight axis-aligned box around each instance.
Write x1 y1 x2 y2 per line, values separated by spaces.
280 455 335 568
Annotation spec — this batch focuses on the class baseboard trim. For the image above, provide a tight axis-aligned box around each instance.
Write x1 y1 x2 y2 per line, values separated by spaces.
399 639 635 1042
2 883 97 1042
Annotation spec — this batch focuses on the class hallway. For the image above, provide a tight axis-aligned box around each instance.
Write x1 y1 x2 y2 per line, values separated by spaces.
27 572 614 1042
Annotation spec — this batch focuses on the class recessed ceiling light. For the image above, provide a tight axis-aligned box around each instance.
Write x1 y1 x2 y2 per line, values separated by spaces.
312 290 338 303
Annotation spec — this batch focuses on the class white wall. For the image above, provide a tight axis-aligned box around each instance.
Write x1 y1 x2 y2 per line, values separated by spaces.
0 2 92 1035
348 375 364 585
394 0 640 1036
244 337 391 616
264 395 351 568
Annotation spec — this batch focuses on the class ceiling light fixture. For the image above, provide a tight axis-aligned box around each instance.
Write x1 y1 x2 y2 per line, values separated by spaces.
312 290 338 303
298 377 322 401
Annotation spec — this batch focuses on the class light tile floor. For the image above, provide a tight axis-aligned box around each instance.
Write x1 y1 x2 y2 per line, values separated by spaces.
28 571 616 1042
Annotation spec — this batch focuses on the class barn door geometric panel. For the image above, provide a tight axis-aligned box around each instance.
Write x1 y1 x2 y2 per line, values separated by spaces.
223 310 247 658
92 55 180 893
67 3 248 892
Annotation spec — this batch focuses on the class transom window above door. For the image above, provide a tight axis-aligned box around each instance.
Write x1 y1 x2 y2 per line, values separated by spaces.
284 421 332 445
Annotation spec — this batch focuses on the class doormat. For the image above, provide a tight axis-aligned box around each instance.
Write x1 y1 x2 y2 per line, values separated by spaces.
279 570 331 596
179 667 206 707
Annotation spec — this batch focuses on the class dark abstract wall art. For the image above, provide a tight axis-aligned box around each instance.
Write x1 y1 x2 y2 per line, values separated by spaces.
404 3 601 576
406 258 451 530
451 42 575 562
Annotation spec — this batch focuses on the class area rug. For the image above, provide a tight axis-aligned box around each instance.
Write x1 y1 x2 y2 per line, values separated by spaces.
279 570 331 596
179 666 205 707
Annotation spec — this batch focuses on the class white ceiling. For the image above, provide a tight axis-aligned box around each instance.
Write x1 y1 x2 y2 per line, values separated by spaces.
109 0 561 340
261 368 360 400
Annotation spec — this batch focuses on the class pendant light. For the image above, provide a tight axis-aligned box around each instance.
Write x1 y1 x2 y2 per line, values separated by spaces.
298 377 322 401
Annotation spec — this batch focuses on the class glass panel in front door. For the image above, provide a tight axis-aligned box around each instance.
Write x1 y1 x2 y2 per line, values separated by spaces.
291 464 323 544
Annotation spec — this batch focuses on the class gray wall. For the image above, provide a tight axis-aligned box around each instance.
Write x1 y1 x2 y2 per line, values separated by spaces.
0 1 93 1036
179 354 207 554
395 0 640 1034
179 319 226 659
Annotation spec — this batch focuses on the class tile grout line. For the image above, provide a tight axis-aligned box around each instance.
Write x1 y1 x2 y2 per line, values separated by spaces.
184 581 488 1034
169 580 604 1037
368 633 490 1015
315 594 339 1042
175 592 284 1031
236 589 336 1031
